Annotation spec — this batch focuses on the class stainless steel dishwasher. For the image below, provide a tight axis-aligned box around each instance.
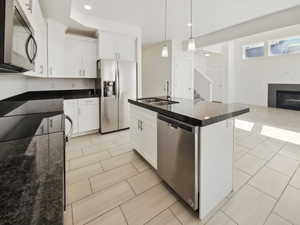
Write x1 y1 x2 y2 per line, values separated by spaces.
157 114 199 210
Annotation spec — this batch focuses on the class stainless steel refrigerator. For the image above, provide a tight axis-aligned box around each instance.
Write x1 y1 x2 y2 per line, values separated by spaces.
97 59 137 134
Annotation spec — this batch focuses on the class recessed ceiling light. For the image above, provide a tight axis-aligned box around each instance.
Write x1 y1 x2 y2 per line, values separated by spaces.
187 23 192 27
84 4 92 10
204 53 211 57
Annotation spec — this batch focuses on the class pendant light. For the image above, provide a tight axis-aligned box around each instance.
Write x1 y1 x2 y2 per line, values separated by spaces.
187 0 196 51
161 0 169 57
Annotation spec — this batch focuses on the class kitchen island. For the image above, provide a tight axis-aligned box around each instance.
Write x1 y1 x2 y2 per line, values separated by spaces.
128 97 249 221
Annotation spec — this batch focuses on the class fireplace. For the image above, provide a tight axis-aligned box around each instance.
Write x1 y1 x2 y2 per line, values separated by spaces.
268 84 300 111
276 91 300 111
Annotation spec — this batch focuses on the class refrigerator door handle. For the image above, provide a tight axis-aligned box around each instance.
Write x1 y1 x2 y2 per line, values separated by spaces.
117 62 120 99
115 62 118 99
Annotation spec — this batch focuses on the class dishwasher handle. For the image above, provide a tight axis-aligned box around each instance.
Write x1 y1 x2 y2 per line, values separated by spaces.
158 114 196 133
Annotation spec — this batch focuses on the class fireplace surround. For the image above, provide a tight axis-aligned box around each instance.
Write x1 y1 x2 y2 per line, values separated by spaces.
268 84 300 111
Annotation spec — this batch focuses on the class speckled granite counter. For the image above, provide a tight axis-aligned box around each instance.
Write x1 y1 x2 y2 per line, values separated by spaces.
0 98 65 225
4 89 98 101
129 97 250 127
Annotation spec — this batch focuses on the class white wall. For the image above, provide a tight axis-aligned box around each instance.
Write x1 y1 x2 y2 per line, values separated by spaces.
0 76 27 100
142 41 172 97
195 0 300 37
194 69 211 101
193 43 227 102
172 40 194 99
0 75 95 101
228 24 300 106
212 0 300 34
26 77 95 91
142 40 194 99
192 6 300 51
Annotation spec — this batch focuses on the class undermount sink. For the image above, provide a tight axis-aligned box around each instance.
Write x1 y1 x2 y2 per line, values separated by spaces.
139 98 162 103
154 100 179 105
139 98 179 106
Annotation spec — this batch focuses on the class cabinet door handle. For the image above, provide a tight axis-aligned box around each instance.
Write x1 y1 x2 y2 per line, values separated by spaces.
25 0 32 12
49 119 53 128
49 67 53 75
138 120 143 131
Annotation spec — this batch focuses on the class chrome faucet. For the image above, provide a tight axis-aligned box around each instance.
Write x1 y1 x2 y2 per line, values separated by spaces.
165 80 171 100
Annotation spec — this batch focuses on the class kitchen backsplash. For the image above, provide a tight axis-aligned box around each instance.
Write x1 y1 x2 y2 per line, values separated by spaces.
26 77 95 91
0 75 27 101
0 75 96 101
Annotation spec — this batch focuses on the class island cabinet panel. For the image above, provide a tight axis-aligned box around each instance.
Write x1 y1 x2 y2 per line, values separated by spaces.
199 119 234 220
129 104 158 169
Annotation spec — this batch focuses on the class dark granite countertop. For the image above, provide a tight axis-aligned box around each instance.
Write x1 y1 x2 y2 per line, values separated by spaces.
129 97 250 127
4 89 99 101
0 98 65 225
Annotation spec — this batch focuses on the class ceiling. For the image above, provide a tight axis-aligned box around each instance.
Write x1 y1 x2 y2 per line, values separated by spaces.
41 0 300 46
71 0 209 45
39 0 97 33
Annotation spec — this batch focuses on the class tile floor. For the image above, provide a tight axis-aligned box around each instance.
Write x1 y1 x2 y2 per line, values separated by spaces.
64 105 300 225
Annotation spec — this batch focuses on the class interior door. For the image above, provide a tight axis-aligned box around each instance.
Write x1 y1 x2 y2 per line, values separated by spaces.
100 60 118 133
117 61 137 130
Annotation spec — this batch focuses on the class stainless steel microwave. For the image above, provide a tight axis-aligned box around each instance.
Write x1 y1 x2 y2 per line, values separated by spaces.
0 0 37 73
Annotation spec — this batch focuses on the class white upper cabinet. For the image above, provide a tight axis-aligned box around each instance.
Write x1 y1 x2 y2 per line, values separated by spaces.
32 0 47 76
116 35 136 62
19 0 47 77
64 34 97 78
47 19 67 77
98 32 136 61
64 36 83 78
17 0 33 23
98 32 116 60
82 39 98 78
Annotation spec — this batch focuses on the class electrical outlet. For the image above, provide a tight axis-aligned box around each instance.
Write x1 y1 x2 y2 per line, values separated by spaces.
72 83 76 88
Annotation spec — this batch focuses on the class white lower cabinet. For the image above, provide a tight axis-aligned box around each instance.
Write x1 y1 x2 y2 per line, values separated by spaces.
64 99 79 135
129 104 157 169
78 98 100 133
64 98 99 137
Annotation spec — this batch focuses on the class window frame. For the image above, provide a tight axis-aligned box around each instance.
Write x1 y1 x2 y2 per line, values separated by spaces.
242 42 266 60
268 36 300 57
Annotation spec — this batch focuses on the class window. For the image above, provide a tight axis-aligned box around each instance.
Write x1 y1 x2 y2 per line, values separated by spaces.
243 43 265 59
269 36 300 56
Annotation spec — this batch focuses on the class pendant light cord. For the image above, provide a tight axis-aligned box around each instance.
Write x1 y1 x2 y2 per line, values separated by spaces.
190 0 193 39
164 0 167 41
